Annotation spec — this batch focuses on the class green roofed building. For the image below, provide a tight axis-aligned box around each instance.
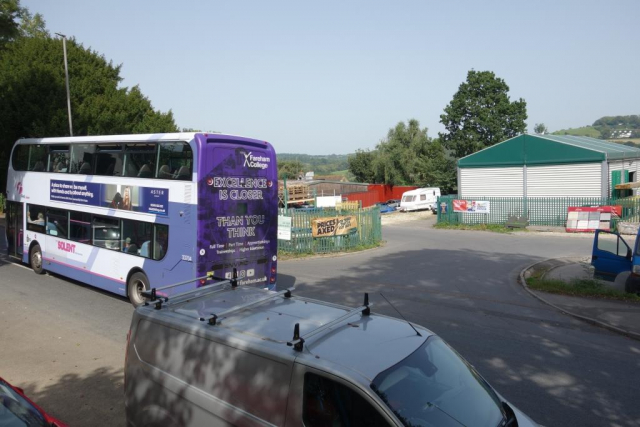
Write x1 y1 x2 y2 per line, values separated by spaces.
457 134 640 199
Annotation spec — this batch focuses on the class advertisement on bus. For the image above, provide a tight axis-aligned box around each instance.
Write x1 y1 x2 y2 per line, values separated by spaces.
49 180 169 216
197 138 278 288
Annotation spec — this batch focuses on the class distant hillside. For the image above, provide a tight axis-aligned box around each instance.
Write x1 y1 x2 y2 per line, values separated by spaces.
278 153 353 178
553 126 601 138
553 114 640 141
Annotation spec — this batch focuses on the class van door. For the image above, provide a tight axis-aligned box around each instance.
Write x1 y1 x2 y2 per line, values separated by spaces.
592 230 632 281
285 362 398 426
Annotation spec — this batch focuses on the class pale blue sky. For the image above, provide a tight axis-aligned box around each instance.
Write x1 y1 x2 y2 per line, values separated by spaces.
24 0 640 154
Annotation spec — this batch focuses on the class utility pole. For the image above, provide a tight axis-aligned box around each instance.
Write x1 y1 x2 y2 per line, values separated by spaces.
55 33 73 136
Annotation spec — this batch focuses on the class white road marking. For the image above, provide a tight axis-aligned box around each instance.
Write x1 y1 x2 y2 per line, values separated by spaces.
10 262 31 271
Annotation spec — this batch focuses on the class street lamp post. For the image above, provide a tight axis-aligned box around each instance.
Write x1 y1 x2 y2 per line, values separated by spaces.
55 32 73 137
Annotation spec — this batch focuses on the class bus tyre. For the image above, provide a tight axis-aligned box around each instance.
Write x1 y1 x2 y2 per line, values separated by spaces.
128 272 149 308
30 244 44 275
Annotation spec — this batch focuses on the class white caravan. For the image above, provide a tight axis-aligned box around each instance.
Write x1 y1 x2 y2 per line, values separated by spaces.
399 187 441 212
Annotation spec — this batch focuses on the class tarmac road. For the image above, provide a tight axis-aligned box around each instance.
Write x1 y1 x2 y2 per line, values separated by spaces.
1 220 639 426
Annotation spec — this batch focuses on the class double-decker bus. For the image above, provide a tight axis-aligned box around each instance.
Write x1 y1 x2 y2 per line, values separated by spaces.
5 133 278 306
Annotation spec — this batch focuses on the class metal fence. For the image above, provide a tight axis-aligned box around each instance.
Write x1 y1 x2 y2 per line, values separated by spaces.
277 206 382 254
436 195 640 227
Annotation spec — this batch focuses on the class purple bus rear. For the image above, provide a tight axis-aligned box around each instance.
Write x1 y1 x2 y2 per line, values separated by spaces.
195 134 278 289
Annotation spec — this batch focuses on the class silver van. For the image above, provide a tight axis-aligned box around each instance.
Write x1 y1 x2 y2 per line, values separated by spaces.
124 280 537 426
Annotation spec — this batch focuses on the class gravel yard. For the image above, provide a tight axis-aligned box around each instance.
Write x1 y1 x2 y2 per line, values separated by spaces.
380 209 436 225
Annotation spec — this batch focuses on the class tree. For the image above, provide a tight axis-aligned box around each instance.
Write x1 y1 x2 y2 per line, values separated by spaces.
534 123 548 135
277 159 303 180
0 35 178 190
347 150 376 183
0 0 46 47
439 70 527 159
0 0 21 47
348 119 457 193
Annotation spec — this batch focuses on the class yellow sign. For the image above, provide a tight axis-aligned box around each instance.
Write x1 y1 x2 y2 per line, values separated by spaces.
312 215 358 237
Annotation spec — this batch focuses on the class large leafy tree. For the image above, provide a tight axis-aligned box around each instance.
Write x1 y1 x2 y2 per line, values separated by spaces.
0 0 21 47
348 119 456 193
0 31 178 189
0 0 46 47
439 70 527 159
347 150 376 183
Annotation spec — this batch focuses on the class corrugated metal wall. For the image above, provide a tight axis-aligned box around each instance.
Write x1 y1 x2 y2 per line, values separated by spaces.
460 167 524 198
527 164 601 197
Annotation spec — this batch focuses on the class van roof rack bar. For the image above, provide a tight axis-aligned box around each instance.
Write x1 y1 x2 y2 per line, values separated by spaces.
155 268 240 303
205 288 293 326
142 272 234 310
142 272 215 298
288 293 371 352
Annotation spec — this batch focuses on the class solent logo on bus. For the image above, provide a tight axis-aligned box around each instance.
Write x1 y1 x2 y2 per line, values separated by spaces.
50 180 169 216
242 152 270 170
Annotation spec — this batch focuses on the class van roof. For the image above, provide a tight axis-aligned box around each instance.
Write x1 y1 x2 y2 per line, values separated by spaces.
144 286 430 382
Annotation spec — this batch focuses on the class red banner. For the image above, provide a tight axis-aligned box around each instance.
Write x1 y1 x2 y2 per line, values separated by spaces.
452 200 467 212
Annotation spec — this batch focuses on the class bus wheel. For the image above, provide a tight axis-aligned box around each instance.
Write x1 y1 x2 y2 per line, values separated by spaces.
128 272 149 307
30 244 45 275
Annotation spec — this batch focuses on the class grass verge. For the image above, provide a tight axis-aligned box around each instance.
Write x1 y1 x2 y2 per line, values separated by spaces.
527 274 640 302
278 241 383 260
433 222 518 233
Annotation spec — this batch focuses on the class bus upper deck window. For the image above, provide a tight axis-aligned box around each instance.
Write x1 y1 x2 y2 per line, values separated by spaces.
70 144 96 174
95 144 124 177
11 145 29 171
157 142 192 180
28 145 47 172
48 145 70 173
124 144 157 178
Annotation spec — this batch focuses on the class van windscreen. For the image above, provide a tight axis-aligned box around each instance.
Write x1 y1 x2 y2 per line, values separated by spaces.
371 336 504 427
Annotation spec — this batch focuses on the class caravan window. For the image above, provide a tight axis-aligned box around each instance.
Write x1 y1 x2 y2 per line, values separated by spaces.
402 195 415 203
420 194 426 201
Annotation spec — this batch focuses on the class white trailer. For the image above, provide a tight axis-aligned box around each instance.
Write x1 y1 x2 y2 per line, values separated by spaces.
399 187 441 212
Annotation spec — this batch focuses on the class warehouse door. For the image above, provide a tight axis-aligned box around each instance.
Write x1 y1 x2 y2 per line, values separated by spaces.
527 164 601 198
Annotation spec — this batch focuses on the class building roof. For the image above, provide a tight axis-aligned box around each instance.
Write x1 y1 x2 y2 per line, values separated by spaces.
458 134 640 168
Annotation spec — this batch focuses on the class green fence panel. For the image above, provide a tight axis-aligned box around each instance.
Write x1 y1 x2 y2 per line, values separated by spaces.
436 195 640 228
277 206 382 254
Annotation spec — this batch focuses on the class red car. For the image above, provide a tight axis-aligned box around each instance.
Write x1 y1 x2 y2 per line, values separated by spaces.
0 377 67 427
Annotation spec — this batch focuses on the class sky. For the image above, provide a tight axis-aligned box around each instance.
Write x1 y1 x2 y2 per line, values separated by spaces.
23 0 640 155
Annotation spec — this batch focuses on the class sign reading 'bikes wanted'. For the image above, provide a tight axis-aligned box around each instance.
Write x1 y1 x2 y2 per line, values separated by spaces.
312 215 358 238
